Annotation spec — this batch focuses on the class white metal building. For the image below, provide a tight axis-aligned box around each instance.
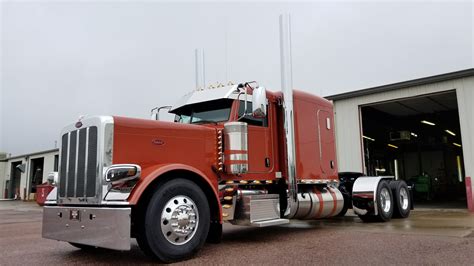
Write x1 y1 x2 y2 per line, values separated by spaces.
0 149 59 200
327 69 474 211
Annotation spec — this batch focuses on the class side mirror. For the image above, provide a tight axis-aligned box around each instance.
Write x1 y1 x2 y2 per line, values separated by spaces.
252 86 267 118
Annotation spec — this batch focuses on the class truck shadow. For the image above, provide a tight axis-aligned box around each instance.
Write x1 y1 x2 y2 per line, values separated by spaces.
63 224 324 264
66 243 154 264
221 224 323 244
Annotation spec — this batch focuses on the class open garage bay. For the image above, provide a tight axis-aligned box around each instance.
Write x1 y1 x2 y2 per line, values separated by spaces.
361 91 467 208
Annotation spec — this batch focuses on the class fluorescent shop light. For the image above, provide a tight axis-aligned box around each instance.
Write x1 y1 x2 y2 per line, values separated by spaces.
457 156 463 183
421 120 436 126
363 136 375 141
453 143 462 148
394 159 399 180
388 144 399 149
411 132 418 137
375 168 386 173
445 130 456 136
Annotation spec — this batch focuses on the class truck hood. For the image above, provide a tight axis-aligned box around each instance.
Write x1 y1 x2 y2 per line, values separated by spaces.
112 116 218 170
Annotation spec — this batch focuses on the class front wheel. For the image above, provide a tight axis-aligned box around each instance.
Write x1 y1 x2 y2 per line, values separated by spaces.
136 178 210 262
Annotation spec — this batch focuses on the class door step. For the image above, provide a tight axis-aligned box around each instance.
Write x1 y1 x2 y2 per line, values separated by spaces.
251 218 289 227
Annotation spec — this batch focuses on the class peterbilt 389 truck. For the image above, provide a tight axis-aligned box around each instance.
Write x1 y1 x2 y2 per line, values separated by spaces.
42 15 412 262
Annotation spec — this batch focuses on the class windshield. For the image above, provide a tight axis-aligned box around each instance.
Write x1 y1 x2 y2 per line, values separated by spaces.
171 99 234 124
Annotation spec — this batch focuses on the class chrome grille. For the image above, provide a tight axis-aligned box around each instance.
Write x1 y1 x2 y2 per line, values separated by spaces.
58 126 98 199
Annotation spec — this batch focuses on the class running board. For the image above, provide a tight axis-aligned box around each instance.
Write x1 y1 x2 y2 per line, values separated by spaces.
251 218 289 227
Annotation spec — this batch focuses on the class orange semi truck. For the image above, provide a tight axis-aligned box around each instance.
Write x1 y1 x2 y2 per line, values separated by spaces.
42 15 412 262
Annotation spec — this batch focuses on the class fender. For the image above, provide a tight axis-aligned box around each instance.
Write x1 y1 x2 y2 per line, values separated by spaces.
352 176 393 216
127 163 222 219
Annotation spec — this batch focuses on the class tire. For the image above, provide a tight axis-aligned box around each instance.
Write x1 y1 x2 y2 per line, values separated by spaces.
336 187 350 217
391 181 411 218
358 180 393 222
336 203 349 217
69 242 97 250
136 178 210 262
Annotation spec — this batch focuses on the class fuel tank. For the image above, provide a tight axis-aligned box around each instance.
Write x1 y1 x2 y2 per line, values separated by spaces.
223 122 248 174
289 186 344 219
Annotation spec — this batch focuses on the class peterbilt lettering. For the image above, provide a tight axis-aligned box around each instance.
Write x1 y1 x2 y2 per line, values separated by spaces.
42 14 412 262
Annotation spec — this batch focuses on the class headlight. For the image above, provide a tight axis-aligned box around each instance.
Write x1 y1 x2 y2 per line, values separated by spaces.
105 164 141 184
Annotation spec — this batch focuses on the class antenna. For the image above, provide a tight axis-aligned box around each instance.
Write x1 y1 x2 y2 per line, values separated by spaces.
195 49 206 90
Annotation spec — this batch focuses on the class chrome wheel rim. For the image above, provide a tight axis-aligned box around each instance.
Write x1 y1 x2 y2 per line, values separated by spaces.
379 187 391 213
399 187 409 210
160 195 199 245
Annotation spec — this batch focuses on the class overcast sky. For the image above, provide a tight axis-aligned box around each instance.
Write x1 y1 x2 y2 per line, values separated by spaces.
1 1 473 156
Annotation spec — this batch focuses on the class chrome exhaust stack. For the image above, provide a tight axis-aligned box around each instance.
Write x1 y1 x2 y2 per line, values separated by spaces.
279 14 298 218
195 48 206 91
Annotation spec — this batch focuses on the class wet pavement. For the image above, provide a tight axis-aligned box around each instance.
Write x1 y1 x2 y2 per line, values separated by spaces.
1 201 473 265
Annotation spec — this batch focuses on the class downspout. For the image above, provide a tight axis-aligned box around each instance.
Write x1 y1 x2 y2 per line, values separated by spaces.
280 14 298 218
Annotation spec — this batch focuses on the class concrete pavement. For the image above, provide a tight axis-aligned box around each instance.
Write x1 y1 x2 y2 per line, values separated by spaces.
0 201 473 265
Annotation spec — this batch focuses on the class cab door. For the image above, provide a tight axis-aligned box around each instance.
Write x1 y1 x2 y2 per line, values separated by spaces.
237 101 272 173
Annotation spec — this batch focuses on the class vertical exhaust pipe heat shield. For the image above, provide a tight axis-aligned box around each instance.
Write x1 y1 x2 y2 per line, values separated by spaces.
280 14 298 218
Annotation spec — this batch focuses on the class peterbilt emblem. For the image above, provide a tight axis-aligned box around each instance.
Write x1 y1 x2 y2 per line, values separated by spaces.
152 139 165 145
75 121 83 128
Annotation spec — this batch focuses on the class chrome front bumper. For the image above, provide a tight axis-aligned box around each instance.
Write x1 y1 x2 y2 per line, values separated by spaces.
42 206 131 250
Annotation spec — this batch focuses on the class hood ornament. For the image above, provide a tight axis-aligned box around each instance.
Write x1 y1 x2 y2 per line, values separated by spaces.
75 115 85 128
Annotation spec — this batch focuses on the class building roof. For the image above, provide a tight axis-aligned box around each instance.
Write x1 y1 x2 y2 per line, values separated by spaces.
5 148 59 161
326 68 474 101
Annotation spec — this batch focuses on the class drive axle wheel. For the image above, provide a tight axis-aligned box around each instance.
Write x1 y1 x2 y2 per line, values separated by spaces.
137 178 210 262
391 181 411 218
336 186 351 217
358 180 394 222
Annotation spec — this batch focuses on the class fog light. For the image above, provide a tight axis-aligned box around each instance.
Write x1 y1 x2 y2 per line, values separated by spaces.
105 164 141 183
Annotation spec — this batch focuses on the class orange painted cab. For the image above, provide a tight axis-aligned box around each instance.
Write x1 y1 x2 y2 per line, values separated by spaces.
293 90 338 182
